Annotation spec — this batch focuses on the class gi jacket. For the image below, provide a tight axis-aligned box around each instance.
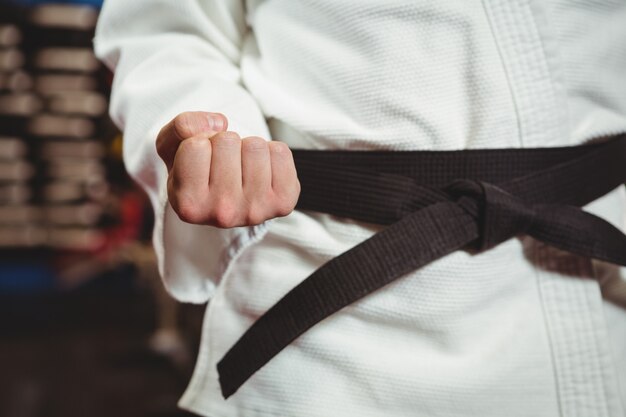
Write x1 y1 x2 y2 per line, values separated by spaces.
94 1 626 416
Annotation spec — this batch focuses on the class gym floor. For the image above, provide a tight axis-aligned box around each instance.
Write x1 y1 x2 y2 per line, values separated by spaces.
0 268 204 417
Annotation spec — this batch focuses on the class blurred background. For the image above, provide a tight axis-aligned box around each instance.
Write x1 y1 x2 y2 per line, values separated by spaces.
0 1 204 416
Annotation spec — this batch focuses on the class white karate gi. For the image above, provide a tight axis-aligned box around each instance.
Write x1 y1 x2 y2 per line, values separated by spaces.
94 1 626 415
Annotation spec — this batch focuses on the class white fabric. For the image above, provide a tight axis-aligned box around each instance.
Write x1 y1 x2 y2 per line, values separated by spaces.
94 1 626 415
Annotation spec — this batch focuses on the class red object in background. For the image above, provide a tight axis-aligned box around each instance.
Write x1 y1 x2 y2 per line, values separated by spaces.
98 189 148 255
52 188 152 288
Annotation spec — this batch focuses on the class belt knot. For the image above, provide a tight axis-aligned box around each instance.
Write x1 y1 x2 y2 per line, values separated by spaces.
445 179 536 251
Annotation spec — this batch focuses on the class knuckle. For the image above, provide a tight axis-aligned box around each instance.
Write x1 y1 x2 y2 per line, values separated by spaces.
175 198 206 224
244 208 266 226
275 203 295 218
242 136 268 152
155 128 164 144
156 141 166 160
211 131 241 150
212 131 240 141
212 211 237 228
155 131 169 159
173 112 195 139
178 135 208 152
269 141 291 155
168 177 208 224
243 198 270 225
209 197 240 228
273 195 297 217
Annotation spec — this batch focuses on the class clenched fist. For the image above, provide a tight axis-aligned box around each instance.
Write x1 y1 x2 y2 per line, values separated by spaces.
156 111 301 228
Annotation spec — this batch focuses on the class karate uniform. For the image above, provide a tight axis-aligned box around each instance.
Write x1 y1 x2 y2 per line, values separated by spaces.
94 1 626 415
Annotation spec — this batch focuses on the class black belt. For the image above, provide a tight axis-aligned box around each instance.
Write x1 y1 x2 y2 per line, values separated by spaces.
217 134 626 398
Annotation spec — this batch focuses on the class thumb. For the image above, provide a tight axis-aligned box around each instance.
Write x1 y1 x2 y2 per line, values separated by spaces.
170 111 228 141
157 111 228 171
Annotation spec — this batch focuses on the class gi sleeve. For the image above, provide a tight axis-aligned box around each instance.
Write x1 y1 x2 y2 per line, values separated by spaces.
94 0 272 303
